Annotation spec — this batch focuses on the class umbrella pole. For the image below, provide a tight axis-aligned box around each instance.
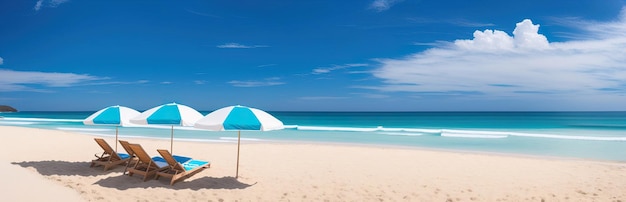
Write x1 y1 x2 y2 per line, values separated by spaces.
115 126 119 152
171 125 174 154
236 130 241 178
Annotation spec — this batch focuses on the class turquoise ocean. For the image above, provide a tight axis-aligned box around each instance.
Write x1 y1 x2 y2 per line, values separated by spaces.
1 111 626 161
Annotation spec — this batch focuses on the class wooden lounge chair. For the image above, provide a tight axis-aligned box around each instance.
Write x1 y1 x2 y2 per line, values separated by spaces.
126 143 169 181
118 140 139 174
119 141 192 176
91 138 132 171
155 149 210 185
118 140 136 158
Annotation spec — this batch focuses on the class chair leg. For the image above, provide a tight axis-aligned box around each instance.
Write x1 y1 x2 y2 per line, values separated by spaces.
171 175 182 186
123 162 129 175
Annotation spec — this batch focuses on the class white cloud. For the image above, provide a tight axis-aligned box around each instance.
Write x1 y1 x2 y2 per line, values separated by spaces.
88 80 148 85
371 15 626 99
34 0 43 11
453 19 549 51
369 0 403 12
0 69 104 92
217 43 268 49
228 77 285 87
257 64 277 68
0 57 3 65
34 0 69 11
555 7 626 40
312 63 368 74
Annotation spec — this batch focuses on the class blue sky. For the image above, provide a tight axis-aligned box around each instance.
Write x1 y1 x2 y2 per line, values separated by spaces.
1 0 626 111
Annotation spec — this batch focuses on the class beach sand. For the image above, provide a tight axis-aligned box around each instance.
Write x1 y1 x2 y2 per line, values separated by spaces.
2 125 626 201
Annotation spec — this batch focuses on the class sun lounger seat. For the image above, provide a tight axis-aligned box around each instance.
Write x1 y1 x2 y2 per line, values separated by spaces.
155 149 210 185
119 140 194 176
125 144 169 181
91 138 132 171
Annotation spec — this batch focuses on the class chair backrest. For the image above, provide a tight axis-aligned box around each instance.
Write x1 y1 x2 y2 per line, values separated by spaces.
118 140 135 157
94 138 122 159
128 143 158 167
157 149 186 172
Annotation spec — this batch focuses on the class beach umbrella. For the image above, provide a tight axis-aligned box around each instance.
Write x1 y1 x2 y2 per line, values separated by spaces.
83 105 141 152
129 103 203 154
194 105 284 178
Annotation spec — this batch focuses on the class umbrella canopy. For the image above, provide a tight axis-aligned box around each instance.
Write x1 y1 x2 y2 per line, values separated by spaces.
194 105 284 178
84 105 140 126
129 103 203 153
83 105 140 151
130 103 203 126
194 105 284 131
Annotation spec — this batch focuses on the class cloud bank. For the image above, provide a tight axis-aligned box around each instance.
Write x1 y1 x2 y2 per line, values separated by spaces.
34 0 69 11
372 11 626 101
217 43 268 49
228 77 285 87
0 69 104 92
313 63 368 74
369 0 403 12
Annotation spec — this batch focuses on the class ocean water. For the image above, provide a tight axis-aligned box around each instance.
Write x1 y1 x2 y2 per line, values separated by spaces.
1 111 626 161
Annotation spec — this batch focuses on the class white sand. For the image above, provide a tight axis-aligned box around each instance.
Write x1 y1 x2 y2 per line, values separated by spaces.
2 161 82 202
1 125 626 201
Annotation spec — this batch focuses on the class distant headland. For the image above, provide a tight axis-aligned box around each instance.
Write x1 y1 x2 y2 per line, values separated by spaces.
0 105 18 112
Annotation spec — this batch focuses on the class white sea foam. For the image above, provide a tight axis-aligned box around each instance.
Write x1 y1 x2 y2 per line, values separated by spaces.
283 125 298 129
440 129 509 138
296 125 626 141
296 126 381 132
295 125 443 133
441 132 509 139
379 128 442 133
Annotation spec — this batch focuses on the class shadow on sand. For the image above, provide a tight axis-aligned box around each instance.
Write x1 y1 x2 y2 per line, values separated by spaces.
12 160 255 190
11 160 126 177
95 175 256 190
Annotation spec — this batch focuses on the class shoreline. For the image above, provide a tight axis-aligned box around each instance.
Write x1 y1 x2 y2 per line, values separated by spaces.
3 125 626 201
9 123 626 164
79 127 626 164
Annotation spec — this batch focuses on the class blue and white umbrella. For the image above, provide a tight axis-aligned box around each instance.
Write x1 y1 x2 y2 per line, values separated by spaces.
83 105 141 152
130 103 203 153
194 105 284 178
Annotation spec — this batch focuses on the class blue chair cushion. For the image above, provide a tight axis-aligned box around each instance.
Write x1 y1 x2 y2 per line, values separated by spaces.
152 155 192 164
183 160 210 171
118 153 130 159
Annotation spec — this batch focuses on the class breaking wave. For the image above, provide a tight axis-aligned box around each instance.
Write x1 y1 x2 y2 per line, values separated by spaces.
293 125 626 141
